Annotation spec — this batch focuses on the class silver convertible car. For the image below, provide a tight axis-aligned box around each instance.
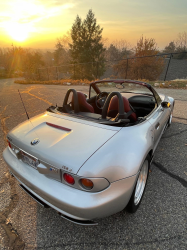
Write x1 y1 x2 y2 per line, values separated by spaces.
3 79 174 225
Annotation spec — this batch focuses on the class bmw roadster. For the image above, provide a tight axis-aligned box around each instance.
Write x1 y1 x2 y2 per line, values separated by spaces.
3 79 174 225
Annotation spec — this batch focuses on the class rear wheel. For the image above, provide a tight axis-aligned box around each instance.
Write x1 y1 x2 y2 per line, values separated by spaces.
126 156 150 213
168 114 172 127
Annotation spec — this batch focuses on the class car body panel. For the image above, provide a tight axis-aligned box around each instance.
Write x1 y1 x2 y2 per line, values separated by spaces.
3 80 175 223
8 112 118 174
147 104 170 150
78 120 153 182
3 147 137 220
148 94 174 151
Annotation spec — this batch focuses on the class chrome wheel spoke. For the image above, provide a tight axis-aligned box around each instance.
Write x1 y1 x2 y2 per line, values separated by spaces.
134 161 148 206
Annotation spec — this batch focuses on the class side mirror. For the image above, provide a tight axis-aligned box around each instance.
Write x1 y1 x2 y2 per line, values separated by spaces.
161 101 171 108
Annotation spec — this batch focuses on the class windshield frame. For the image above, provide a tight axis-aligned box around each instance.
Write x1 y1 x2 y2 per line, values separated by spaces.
89 79 162 105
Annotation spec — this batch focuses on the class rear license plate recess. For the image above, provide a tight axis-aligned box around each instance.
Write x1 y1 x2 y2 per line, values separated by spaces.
20 151 40 169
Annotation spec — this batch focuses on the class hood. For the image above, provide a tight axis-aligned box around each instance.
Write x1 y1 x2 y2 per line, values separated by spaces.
8 112 119 174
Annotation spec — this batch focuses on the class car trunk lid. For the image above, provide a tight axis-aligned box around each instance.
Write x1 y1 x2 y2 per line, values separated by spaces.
8 112 119 174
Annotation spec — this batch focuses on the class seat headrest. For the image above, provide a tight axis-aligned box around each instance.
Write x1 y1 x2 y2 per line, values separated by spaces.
107 95 137 122
72 92 94 113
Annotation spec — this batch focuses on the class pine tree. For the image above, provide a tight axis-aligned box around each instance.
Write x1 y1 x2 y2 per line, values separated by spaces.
69 9 106 80
54 41 67 65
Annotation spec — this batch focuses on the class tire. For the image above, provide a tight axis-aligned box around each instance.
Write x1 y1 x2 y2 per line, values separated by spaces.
167 114 172 127
126 155 150 213
168 101 174 128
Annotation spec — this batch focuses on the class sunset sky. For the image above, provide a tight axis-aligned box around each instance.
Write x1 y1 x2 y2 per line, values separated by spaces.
0 0 187 50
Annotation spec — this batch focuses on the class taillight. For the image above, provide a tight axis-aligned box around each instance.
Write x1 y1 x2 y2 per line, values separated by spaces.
80 178 93 190
7 140 12 148
63 173 75 185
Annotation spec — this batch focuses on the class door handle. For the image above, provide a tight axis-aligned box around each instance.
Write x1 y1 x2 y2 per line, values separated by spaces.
155 123 160 130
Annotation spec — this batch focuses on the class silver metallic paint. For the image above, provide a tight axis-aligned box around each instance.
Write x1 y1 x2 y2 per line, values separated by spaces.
3 147 137 220
3 91 175 222
7 113 118 174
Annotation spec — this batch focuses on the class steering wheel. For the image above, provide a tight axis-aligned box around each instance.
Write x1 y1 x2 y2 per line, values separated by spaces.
95 92 108 109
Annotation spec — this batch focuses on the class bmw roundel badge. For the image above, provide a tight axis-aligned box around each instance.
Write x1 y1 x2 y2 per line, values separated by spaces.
31 138 40 146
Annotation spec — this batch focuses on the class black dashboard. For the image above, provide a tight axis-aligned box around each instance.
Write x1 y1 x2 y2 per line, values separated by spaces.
128 95 156 108
128 95 156 117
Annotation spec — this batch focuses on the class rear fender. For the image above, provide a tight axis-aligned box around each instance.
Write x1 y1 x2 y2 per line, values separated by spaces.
78 121 154 183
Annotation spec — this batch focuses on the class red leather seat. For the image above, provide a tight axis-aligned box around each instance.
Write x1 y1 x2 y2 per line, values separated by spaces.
107 96 137 122
72 92 94 113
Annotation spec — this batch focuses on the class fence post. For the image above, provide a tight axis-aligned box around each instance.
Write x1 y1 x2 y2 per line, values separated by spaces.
73 64 75 79
125 58 128 79
164 53 172 81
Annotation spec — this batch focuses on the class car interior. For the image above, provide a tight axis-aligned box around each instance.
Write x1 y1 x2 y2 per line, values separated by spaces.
47 80 161 127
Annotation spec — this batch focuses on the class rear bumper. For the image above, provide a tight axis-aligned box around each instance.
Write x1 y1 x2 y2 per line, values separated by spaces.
3 147 137 221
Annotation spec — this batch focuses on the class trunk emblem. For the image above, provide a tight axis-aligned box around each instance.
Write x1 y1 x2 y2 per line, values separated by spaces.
31 138 40 146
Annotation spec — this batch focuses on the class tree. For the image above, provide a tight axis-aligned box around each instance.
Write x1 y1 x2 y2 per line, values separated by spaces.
163 32 187 59
22 50 45 79
42 50 54 67
105 40 132 61
54 39 70 66
106 44 120 61
176 32 187 50
0 46 45 79
175 32 187 59
57 32 72 51
113 36 164 81
131 36 164 80
54 41 67 65
69 9 106 80
163 41 176 54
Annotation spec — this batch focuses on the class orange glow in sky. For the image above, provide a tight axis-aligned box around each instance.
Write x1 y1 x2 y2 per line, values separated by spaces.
0 0 187 49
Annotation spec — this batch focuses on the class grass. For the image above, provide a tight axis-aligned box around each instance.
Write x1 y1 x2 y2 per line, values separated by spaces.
14 78 187 89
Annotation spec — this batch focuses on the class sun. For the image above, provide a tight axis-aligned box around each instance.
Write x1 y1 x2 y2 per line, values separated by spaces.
2 0 39 42
4 22 32 42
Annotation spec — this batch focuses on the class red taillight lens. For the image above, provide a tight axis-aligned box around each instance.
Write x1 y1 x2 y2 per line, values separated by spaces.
63 173 75 185
80 178 93 190
7 140 11 148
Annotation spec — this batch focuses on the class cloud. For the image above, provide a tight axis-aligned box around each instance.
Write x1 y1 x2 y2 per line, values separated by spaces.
98 20 129 26
0 16 10 22
0 1 75 25
40 0 73 7
37 0 75 13
18 15 42 24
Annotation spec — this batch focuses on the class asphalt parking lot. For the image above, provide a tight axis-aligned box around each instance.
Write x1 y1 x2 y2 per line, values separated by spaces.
0 78 187 250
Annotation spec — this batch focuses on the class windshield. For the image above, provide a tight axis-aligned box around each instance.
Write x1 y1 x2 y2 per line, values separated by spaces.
90 81 153 98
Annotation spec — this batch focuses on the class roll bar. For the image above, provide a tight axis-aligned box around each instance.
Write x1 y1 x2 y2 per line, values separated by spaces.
63 89 80 113
102 92 126 120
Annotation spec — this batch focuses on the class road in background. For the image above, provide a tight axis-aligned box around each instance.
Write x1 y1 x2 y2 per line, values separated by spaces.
0 78 187 250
